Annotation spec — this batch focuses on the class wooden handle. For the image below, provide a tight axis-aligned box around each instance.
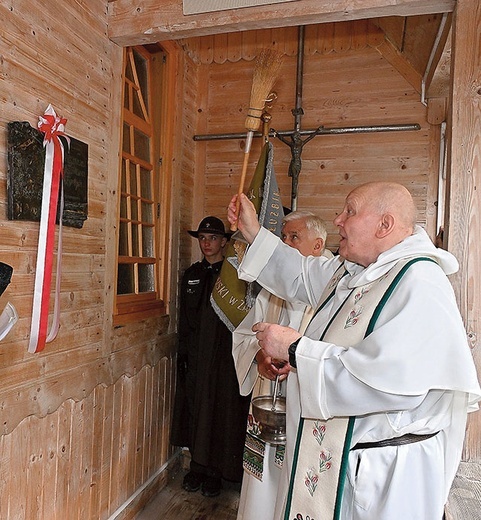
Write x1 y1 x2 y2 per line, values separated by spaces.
231 131 253 231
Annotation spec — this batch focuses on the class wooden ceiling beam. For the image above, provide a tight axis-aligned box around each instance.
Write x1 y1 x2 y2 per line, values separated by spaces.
423 15 452 99
373 38 423 94
107 0 456 47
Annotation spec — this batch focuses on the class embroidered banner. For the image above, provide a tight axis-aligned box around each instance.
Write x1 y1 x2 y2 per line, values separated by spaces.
211 141 284 331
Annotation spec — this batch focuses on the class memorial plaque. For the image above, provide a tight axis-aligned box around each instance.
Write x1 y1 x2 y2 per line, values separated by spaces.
7 121 88 228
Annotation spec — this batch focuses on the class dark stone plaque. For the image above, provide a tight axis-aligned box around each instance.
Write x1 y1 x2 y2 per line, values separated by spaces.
7 121 88 228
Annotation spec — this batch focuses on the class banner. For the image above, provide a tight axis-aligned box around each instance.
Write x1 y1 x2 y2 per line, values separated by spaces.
211 141 284 331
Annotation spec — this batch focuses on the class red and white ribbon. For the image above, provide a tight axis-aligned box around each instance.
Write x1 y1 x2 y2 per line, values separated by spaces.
28 105 69 354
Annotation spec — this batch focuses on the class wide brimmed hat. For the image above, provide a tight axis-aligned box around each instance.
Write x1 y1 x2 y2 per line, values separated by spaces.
188 216 232 238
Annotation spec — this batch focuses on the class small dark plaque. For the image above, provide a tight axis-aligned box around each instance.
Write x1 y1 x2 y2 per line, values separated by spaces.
7 121 88 228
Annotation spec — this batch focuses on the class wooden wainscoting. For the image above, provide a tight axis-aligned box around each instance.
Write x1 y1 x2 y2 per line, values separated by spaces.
0 358 177 520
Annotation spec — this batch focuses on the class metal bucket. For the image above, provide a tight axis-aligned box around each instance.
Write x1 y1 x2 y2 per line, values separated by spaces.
251 395 286 445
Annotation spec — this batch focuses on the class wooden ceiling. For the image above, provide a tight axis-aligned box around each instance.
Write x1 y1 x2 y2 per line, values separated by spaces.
107 0 453 100
374 13 452 99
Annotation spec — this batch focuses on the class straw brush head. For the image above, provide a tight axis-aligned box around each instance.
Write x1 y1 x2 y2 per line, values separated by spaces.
245 49 283 132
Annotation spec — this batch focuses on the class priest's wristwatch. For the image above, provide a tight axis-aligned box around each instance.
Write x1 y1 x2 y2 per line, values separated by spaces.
288 337 301 368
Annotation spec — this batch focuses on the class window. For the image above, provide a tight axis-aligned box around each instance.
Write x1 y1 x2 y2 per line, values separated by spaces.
114 45 174 324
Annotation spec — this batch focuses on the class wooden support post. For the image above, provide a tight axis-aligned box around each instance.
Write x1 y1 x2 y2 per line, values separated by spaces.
444 0 481 515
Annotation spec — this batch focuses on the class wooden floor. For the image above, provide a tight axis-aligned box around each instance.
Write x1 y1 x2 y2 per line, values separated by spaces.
134 468 240 520
132 461 481 520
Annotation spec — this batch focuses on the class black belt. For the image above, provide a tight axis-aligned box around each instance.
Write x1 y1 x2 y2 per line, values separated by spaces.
351 432 439 451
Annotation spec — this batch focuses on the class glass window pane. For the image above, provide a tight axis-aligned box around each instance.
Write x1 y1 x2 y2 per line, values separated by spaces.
142 226 154 256
133 88 143 119
120 194 128 220
125 53 134 82
120 160 127 193
131 225 139 257
117 263 134 295
122 123 130 153
140 167 152 199
141 201 153 224
131 198 139 221
119 221 130 256
134 129 150 163
133 49 149 116
129 162 137 196
138 263 154 293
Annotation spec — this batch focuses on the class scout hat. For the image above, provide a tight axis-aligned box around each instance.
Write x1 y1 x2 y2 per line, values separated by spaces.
188 216 232 238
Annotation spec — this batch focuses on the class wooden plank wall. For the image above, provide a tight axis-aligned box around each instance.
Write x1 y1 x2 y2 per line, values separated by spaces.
443 0 481 515
0 360 175 519
182 22 440 252
0 1 184 519
178 53 204 267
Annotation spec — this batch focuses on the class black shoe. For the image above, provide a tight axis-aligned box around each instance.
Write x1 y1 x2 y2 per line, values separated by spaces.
201 476 222 497
182 471 205 492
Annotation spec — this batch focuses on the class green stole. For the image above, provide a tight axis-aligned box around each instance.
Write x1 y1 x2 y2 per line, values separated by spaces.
284 257 434 520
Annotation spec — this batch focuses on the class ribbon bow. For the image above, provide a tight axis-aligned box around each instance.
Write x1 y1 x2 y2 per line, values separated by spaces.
28 105 68 353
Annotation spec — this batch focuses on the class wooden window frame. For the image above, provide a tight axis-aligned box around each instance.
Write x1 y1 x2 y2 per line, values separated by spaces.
114 43 175 325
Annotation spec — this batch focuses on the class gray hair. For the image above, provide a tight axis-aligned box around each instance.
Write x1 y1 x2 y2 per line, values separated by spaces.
282 210 328 242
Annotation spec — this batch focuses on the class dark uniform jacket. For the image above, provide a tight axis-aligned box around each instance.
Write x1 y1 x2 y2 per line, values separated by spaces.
171 258 251 481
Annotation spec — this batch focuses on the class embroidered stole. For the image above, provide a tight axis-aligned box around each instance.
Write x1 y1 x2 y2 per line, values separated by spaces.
243 293 314 481
284 257 432 520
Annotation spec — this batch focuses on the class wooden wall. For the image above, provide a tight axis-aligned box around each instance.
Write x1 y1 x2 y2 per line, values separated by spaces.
178 53 203 267
183 23 440 252
0 360 174 519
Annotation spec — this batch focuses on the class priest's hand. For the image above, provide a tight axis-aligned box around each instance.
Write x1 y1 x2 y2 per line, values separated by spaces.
255 349 291 381
253 322 301 363
227 193 261 243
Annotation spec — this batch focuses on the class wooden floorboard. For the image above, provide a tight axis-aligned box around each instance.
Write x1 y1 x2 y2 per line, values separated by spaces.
134 468 240 520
